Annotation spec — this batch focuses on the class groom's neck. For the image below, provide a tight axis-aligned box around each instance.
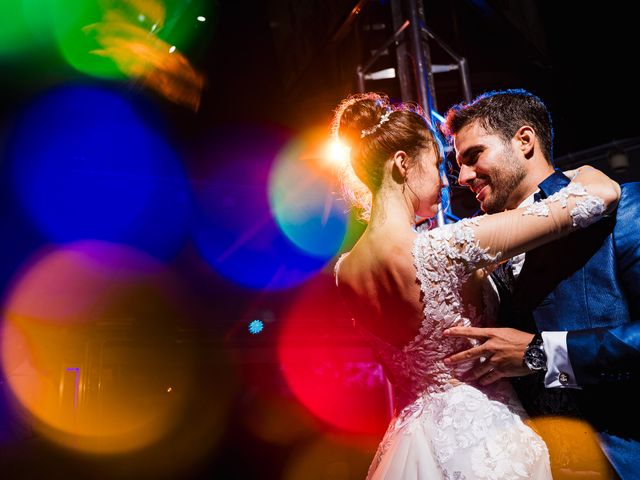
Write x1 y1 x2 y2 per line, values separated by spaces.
511 163 556 209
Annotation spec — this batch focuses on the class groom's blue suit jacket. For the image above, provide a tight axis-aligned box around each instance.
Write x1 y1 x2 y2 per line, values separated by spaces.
498 171 640 479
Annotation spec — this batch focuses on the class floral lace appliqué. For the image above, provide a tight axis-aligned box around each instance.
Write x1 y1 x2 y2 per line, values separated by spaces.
426 385 546 480
523 182 606 227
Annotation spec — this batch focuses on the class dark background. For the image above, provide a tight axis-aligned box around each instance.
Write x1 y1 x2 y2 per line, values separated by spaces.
1 1 638 479
203 0 639 156
193 0 640 217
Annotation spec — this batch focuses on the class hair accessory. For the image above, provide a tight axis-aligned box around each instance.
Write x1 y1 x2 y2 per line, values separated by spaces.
360 109 392 138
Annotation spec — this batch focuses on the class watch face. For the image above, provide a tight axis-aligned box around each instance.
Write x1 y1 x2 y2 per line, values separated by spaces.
525 346 546 370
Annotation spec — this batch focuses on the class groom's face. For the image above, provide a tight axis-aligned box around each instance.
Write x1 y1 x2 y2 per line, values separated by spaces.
454 121 527 213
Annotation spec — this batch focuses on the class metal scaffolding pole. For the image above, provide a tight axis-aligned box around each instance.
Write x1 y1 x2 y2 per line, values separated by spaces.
391 0 412 102
406 0 436 124
356 20 410 93
421 24 473 102
354 0 474 227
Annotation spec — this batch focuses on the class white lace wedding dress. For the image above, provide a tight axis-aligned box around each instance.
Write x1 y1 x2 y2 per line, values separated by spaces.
337 218 551 479
334 182 607 479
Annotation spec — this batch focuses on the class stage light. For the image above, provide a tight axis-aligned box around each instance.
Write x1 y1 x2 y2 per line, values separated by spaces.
248 319 264 334
431 109 446 123
324 138 351 168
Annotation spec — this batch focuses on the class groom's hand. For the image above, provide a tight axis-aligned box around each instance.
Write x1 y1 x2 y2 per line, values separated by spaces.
443 327 535 385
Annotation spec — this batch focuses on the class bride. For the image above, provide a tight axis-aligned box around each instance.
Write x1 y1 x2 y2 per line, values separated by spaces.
331 93 620 479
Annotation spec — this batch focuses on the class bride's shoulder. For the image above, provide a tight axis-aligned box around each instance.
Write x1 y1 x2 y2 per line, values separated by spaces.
414 217 482 243
412 216 496 276
334 237 415 288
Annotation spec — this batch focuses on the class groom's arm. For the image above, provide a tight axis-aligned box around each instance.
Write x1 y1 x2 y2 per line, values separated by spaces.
564 183 640 386
540 332 581 388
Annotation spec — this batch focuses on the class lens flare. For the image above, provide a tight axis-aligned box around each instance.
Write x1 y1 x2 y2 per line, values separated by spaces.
269 129 349 259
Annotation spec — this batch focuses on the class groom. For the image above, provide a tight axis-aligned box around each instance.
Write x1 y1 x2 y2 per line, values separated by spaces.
441 89 640 479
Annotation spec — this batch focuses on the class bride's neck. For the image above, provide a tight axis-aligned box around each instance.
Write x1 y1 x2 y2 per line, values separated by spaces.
368 187 416 231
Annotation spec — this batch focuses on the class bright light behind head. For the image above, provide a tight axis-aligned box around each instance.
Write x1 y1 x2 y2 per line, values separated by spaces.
268 130 349 260
324 138 351 169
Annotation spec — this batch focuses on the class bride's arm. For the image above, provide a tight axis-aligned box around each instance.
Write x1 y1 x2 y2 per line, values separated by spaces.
468 166 620 269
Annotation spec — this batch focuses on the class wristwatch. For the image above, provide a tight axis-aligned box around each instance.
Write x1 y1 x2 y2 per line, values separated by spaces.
523 333 547 372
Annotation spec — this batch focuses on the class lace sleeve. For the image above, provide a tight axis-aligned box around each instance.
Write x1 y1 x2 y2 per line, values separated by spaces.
447 182 607 272
413 218 500 285
522 182 605 228
413 181 607 283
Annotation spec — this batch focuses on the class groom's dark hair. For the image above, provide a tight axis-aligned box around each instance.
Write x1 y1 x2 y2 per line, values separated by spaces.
442 89 554 165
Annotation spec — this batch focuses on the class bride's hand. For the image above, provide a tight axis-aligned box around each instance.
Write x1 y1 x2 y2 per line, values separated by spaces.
569 165 621 216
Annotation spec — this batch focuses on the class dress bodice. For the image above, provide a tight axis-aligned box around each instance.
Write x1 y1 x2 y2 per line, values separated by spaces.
337 218 502 410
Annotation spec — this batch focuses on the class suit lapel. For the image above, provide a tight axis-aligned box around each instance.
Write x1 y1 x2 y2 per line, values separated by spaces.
536 169 571 199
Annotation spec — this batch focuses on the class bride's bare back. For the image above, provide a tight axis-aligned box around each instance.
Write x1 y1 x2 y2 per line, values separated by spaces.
336 227 486 350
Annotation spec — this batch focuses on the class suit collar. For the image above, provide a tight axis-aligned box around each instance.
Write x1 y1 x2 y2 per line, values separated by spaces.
537 169 569 199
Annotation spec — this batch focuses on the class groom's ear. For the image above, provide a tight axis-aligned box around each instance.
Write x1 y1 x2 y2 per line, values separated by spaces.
393 151 409 178
515 126 535 158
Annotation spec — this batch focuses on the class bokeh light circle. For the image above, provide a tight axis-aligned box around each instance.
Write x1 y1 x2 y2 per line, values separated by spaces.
278 275 389 435
49 0 123 79
268 128 348 258
0 0 54 58
0 241 197 454
527 416 615 478
8 84 190 259
191 125 328 291
241 393 316 446
283 434 374 480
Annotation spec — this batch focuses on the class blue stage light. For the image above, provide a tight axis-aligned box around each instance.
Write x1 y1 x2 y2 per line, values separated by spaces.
248 319 264 334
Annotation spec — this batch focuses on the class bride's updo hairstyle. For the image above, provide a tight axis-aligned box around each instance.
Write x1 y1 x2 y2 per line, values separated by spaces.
331 92 441 220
